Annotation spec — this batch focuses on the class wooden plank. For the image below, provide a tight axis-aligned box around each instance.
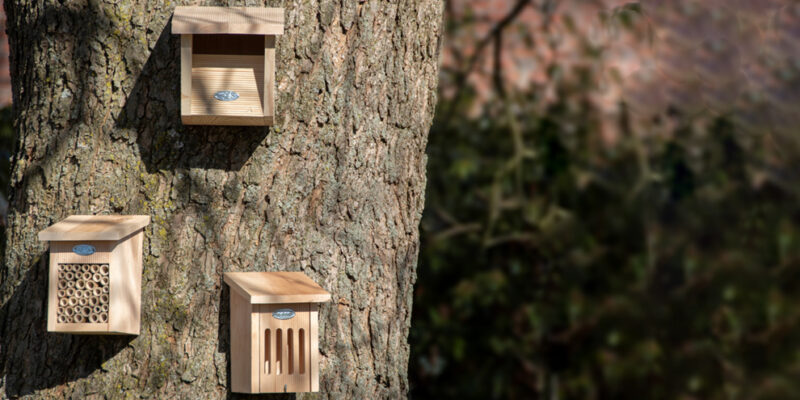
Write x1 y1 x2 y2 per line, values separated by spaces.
286 303 309 392
224 272 331 304
263 35 275 119
189 55 265 117
230 290 257 393
309 303 320 392
181 114 271 126
172 7 284 35
47 249 58 332
180 34 192 118
259 304 277 392
38 215 150 242
108 230 143 335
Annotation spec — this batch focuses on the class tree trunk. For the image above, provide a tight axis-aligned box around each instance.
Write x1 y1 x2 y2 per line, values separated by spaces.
0 1 442 398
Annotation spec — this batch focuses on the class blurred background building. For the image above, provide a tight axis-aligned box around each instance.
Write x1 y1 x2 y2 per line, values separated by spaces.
412 1 800 399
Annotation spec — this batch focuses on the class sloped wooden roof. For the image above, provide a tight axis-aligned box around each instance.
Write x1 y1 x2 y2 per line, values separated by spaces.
38 215 150 241
172 7 284 35
224 272 331 304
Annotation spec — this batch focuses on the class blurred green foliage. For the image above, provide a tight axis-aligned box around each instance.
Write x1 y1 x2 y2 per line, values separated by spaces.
410 47 800 400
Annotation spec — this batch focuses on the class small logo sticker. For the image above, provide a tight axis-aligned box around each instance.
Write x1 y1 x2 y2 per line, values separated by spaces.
72 244 96 256
272 308 296 320
214 90 240 101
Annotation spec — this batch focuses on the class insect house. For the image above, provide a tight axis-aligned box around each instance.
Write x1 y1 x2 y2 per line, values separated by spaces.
224 271 331 393
38 215 150 335
172 6 285 126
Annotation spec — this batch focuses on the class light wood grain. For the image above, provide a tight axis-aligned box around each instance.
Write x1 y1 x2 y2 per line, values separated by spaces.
42 215 148 335
180 34 192 117
109 230 143 335
38 215 150 241
258 304 276 392
258 303 310 393
309 303 320 392
231 289 258 393
264 35 275 119
190 55 264 116
172 7 284 35
224 272 332 304
181 114 272 126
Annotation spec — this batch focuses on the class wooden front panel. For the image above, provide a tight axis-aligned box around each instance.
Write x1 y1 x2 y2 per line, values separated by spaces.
48 241 113 332
258 303 311 393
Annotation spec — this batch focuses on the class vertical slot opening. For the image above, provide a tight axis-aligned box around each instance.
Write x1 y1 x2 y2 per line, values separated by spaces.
264 329 271 374
288 328 294 374
299 328 305 374
276 328 282 375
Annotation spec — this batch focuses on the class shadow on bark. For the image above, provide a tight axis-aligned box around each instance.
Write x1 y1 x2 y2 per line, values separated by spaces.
0 251 133 397
116 18 269 174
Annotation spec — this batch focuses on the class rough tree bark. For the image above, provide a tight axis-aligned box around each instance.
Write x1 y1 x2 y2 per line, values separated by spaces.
0 1 442 398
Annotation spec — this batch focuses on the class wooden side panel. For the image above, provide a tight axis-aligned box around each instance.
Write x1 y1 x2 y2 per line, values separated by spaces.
264 35 275 119
47 241 112 333
310 303 319 391
108 230 143 335
180 34 192 118
230 291 258 393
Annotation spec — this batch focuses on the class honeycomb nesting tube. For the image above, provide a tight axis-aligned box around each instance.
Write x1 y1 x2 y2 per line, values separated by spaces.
64 271 75 281
101 265 109 275
89 297 99 307
100 294 109 304
99 313 108 323
93 305 102 314
66 288 76 298
58 280 68 289
102 286 109 294
57 315 68 323
101 304 108 312
82 272 92 281
58 289 66 298
78 298 88 306
90 264 99 274
65 307 75 316
93 288 102 297
59 298 69 307
89 314 100 323
100 276 109 286
92 273 101 282
86 280 96 290
76 280 86 290
74 314 85 323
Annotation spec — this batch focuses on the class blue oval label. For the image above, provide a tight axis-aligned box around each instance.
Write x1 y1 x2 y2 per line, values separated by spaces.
272 308 296 320
72 244 96 256
214 90 239 101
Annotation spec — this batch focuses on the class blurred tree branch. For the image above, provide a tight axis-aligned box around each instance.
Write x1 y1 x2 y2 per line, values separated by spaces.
440 0 535 126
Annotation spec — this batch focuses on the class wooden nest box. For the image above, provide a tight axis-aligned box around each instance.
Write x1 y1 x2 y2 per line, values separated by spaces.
38 215 150 335
224 272 331 393
172 7 285 126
